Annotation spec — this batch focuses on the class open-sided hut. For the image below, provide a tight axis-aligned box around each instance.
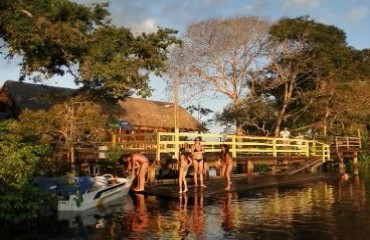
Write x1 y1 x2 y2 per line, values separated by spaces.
0 80 206 135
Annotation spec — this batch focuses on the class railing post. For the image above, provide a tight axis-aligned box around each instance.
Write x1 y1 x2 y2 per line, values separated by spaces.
174 131 179 159
273 139 277 157
156 132 161 161
231 135 237 158
311 141 316 157
305 140 310 157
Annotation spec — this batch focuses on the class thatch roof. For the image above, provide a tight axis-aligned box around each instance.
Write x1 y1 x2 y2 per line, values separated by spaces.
0 80 205 131
0 80 75 111
118 98 205 131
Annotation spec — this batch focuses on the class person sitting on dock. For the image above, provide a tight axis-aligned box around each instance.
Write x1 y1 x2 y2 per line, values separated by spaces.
123 153 149 192
191 136 207 188
218 144 234 191
178 148 192 193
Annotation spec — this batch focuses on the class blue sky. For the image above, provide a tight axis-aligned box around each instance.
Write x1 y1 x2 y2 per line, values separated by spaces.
1 0 370 132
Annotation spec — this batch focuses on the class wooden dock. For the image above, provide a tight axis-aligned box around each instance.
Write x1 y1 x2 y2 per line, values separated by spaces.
134 173 339 198
73 134 362 180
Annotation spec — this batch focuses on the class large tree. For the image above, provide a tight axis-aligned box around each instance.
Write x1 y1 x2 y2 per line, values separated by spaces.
167 16 271 134
0 0 179 99
234 16 370 137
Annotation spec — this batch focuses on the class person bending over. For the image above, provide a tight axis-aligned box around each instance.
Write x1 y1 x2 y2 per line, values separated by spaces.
123 153 149 192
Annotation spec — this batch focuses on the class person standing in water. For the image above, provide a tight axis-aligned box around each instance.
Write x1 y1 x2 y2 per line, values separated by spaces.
191 137 206 188
218 144 234 191
178 148 192 193
123 153 149 192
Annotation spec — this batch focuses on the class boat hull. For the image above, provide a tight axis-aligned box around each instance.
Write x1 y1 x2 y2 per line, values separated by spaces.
58 176 134 212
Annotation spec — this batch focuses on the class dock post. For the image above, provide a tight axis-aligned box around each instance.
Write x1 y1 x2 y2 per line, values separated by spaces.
246 159 254 176
353 151 359 175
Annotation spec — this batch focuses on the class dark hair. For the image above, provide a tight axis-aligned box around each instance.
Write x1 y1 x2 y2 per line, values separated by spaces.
221 144 230 152
195 136 202 141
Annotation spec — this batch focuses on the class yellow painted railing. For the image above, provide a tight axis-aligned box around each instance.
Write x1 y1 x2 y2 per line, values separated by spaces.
115 132 330 162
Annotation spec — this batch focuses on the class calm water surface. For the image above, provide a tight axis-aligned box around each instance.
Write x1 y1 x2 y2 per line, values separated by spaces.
19 168 370 239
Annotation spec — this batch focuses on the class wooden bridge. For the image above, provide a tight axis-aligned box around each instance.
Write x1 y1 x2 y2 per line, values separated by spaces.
75 132 333 176
329 136 362 174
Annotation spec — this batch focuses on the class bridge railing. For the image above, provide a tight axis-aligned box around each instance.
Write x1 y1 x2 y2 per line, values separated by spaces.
80 132 330 163
334 136 362 150
309 140 331 162
154 132 330 162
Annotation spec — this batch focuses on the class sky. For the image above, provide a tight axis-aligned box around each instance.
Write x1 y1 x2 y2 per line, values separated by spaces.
1 0 370 132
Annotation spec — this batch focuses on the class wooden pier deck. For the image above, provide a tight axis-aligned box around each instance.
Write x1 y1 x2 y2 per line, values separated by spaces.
134 173 338 198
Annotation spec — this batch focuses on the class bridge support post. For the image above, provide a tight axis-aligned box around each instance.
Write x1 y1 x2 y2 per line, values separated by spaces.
246 159 254 176
353 151 359 175
309 165 317 173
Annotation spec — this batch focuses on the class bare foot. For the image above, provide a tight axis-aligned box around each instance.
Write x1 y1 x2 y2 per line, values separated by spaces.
179 189 183 193
225 187 231 191
200 185 207 188
183 188 188 193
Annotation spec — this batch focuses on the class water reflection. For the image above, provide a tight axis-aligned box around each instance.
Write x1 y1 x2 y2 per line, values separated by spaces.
221 192 235 232
58 194 134 228
130 193 149 232
190 192 205 239
178 194 189 238
27 169 370 239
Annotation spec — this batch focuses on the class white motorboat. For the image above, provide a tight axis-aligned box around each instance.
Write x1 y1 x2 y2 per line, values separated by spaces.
57 174 135 212
58 194 135 227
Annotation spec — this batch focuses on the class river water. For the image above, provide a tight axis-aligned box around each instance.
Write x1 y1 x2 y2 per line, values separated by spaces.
15 168 370 239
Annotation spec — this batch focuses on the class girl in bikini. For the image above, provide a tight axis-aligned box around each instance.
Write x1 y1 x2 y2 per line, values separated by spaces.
178 148 192 193
219 144 234 191
191 137 206 187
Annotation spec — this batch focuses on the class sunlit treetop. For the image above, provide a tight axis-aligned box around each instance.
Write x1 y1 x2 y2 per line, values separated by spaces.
0 0 180 99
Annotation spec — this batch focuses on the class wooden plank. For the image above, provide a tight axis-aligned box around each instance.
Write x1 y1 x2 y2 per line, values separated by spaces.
137 173 338 198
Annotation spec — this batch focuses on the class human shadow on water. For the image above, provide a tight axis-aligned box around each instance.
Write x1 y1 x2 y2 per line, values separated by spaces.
221 192 236 232
178 193 190 239
129 193 149 233
189 191 205 239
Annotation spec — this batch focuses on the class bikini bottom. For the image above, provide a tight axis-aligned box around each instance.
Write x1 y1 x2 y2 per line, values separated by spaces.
194 159 203 162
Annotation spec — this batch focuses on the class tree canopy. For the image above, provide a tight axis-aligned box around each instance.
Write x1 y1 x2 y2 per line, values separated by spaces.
217 16 370 136
0 0 180 99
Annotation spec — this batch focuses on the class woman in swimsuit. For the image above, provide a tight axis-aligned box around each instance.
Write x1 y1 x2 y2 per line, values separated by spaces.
124 153 149 192
178 148 192 193
191 137 206 187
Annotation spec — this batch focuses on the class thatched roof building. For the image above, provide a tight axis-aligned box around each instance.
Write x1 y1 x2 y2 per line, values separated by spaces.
0 80 206 132
118 98 205 131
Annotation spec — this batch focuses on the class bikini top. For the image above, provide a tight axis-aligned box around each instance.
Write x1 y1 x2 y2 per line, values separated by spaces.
193 147 203 152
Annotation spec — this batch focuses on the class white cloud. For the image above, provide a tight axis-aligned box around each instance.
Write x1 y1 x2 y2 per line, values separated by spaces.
131 19 158 34
346 6 369 23
283 0 320 8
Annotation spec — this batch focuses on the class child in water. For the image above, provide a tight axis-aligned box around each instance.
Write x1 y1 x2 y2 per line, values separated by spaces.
218 144 234 191
178 148 192 193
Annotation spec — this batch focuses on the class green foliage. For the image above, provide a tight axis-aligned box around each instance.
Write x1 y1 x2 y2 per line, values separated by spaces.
0 0 180 99
0 121 51 225
12 98 109 146
0 183 46 226
105 145 125 164
359 134 370 166
229 15 370 136
186 104 214 128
